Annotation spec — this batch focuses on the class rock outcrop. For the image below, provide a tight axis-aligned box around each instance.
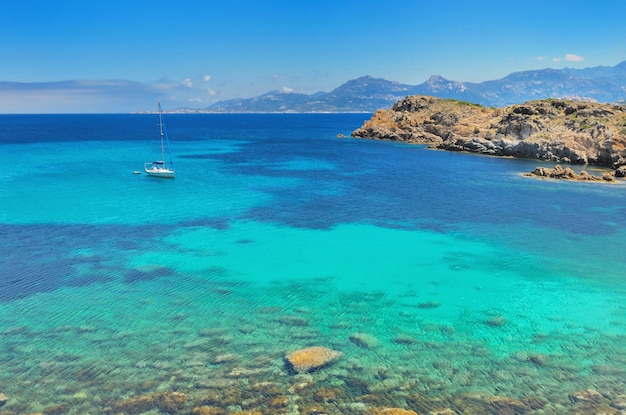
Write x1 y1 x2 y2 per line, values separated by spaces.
285 346 343 374
352 96 626 175
526 164 616 182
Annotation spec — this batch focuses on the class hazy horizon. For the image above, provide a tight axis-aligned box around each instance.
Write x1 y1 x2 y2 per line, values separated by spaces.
2 0 625 113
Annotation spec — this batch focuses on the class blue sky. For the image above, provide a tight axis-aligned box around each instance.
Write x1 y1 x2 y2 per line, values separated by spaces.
2 0 625 113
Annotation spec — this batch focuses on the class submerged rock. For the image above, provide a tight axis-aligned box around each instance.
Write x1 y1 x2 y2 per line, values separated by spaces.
612 395 626 410
484 315 507 327
417 301 440 309
211 353 240 364
392 334 419 344
275 315 310 327
285 346 343 374
190 406 226 415
114 392 187 414
528 353 549 366
569 389 604 404
429 409 456 415
0 392 6 407
489 396 530 414
114 394 157 414
157 392 187 413
349 332 381 349
366 408 418 415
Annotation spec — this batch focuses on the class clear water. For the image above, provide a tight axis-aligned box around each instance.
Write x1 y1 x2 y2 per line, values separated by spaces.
0 113 625 414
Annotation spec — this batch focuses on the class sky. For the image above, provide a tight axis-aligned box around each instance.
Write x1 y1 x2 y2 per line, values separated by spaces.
1 0 625 113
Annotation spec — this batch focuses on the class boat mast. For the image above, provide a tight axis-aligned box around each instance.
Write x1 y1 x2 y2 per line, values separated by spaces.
158 101 165 162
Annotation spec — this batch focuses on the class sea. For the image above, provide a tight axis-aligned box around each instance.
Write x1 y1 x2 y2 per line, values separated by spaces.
0 113 625 415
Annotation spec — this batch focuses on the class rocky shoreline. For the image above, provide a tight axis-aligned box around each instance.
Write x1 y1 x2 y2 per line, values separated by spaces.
525 164 617 182
352 96 626 179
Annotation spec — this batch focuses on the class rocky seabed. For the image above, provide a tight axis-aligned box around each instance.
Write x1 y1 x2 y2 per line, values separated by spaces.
0 284 625 415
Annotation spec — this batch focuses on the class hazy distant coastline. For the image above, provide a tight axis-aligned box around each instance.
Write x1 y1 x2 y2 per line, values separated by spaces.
172 60 626 113
2 61 625 114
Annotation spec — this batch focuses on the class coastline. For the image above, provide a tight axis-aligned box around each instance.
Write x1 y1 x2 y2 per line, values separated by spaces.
352 95 626 180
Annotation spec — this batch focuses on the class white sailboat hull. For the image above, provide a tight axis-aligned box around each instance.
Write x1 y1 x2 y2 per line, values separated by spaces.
144 163 175 178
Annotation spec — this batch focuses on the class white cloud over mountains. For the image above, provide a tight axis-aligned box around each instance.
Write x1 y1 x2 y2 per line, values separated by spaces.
535 54 585 64
565 54 584 62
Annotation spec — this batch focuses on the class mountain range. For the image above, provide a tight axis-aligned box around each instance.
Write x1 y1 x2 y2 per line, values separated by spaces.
186 61 626 113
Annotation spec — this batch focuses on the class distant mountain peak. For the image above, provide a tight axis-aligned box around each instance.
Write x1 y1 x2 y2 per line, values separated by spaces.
197 60 626 113
423 75 467 92
425 75 449 83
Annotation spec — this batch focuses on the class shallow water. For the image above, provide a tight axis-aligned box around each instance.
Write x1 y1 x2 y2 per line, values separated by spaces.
0 114 625 414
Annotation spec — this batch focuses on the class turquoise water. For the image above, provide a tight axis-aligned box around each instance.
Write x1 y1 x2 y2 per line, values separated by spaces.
0 114 625 414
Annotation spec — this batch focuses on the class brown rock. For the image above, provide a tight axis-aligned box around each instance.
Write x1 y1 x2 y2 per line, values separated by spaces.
528 164 615 182
157 392 187 413
366 408 419 415
429 409 456 415
300 403 328 415
285 346 343 373
267 395 289 408
195 387 240 407
489 396 529 414
570 404 618 414
248 381 283 397
191 407 227 415
0 393 7 407
313 387 344 402
42 404 72 415
520 396 547 410
114 394 157 414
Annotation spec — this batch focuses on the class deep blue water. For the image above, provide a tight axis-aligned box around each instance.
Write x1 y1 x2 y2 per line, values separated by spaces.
0 113 625 414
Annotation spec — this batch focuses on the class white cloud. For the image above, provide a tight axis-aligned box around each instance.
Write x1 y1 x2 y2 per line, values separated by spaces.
535 54 584 64
181 77 193 87
281 86 294 93
203 75 211 82
207 88 216 96
565 54 584 62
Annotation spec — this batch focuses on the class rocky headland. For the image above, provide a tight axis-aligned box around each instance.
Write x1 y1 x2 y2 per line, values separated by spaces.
352 96 626 179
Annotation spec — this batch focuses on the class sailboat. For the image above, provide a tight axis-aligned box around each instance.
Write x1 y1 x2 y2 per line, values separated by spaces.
144 101 175 178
